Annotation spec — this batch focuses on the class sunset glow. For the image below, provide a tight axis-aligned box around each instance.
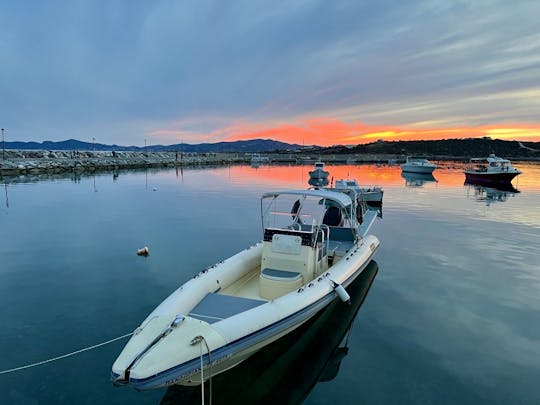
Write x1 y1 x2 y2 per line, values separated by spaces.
150 118 540 146
225 120 540 145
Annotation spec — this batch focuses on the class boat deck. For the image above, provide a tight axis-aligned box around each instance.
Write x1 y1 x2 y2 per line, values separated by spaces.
192 216 379 319
189 292 266 324
220 267 263 299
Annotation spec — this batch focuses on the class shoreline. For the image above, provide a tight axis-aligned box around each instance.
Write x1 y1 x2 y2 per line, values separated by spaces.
1 150 538 177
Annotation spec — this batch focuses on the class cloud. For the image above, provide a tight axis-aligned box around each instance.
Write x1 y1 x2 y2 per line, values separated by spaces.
0 0 539 144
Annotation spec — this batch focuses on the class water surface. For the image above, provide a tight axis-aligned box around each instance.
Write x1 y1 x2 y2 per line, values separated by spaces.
1 163 539 404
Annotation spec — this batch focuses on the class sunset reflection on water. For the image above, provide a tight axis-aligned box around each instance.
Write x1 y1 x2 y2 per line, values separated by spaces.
159 161 540 192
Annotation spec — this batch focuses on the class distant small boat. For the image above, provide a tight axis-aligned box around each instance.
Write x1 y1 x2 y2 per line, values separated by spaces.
308 161 329 187
309 161 329 180
334 179 383 206
401 156 437 174
251 153 269 166
464 154 521 184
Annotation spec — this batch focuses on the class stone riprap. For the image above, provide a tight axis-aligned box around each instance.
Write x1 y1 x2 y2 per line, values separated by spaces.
0 150 249 176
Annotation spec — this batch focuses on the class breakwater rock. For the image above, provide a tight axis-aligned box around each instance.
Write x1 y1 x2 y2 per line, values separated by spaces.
0 150 248 176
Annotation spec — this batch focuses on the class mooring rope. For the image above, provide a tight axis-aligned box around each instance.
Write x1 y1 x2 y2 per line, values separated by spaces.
199 340 205 405
0 332 134 375
193 335 212 405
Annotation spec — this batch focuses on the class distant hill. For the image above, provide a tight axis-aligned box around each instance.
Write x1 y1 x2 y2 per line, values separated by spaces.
4 138 302 153
4 137 540 157
312 138 540 158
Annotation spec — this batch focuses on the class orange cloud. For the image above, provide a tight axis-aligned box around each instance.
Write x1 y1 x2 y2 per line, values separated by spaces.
223 119 540 145
149 118 540 146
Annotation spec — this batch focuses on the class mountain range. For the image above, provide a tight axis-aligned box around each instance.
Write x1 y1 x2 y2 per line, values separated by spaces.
3 137 539 157
4 138 302 153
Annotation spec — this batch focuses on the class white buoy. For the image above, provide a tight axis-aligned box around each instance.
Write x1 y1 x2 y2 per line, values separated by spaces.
331 280 350 303
137 246 149 256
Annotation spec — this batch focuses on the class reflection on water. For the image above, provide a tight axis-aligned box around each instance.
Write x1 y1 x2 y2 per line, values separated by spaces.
3 183 8 208
308 176 329 188
161 261 379 405
466 181 520 206
401 172 438 187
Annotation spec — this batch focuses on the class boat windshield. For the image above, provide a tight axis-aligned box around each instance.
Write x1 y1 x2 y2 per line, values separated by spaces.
261 191 353 231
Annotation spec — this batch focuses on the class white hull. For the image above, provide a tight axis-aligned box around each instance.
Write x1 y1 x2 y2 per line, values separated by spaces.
401 163 436 174
333 180 383 205
112 188 381 391
356 189 383 202
112 236 379 389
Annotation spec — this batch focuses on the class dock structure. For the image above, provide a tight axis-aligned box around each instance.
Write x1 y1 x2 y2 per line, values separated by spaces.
0 150 248 176
0 150 423 177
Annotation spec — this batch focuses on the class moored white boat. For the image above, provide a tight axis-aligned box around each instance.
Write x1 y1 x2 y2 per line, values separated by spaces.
464 154 521 184
401 156 437 174
334 179 383 206
111 188 380 390
161 260 379 403
308 161 329 185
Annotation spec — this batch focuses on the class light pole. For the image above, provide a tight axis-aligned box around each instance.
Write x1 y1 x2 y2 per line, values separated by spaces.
1 128 4 161
92 137 96 153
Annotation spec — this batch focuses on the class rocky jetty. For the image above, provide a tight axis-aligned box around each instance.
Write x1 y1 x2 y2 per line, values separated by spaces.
0 150 248 176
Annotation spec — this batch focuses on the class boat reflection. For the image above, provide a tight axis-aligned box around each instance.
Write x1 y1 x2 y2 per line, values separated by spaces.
3 182 8 208
308 176 329 187
465 181 520 206
401 172 437 187
160 260 379 405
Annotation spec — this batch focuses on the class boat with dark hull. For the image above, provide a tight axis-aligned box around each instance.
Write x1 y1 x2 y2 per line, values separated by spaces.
464 154 521 185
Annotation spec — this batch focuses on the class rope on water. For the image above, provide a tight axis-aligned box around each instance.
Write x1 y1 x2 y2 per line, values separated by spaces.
0 332 134 375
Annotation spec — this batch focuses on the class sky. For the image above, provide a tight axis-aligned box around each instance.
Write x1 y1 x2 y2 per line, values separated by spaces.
1 0 540 147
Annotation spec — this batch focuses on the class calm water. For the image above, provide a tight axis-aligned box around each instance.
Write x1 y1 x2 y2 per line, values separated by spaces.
1 163 539 404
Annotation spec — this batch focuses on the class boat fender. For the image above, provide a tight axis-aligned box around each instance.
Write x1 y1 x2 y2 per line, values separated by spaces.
137 246 149 256
330 280 350 304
